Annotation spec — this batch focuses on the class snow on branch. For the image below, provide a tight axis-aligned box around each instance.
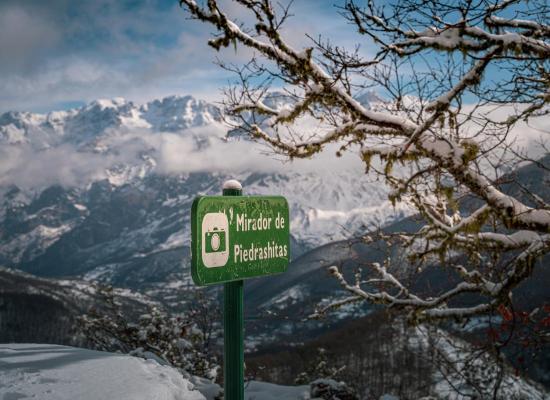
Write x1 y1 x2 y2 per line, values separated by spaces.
311 263 495 322
484 15 550 37
249 121 398 158
180 0 550 322
315 232 549 321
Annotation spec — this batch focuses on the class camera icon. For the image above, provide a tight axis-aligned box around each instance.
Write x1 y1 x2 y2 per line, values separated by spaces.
201 212 229 268
205 227 226 253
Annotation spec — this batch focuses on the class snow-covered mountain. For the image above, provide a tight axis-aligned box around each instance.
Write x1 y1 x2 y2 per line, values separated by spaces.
0 96 222 147
0 93 409 291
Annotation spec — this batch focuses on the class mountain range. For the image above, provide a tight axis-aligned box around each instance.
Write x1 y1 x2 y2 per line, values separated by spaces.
0 92 411 296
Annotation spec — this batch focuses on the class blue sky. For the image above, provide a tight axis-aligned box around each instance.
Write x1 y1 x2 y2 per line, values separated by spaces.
0 0 362 113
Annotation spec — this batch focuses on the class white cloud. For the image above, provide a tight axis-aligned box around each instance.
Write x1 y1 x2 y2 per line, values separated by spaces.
0 119 365 191
0 145 114 189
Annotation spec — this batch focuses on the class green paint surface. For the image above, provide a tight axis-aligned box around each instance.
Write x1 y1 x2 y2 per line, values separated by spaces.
191 195 290 286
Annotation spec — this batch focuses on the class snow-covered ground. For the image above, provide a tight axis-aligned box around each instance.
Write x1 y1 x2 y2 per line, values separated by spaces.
0 344 205 400
0 344 310 400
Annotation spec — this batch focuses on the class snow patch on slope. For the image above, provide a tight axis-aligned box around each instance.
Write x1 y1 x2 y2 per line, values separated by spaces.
0 223 75 263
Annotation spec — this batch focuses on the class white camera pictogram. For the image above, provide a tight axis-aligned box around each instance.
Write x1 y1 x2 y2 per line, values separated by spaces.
201 212 229 268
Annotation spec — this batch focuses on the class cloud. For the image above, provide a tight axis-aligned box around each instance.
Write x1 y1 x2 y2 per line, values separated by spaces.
0 120 364 191
0 145 117 189
0 4 61 74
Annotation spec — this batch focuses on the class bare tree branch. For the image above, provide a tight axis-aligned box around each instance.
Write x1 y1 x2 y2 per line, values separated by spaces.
179 0 550 322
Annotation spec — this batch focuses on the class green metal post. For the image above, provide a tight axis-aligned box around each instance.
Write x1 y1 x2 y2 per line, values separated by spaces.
222 180 244 400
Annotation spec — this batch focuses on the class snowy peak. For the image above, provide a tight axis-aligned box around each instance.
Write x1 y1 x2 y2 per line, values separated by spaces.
261 91 296 110
62 98 136 144
0 110 50 146
226 90 386 141
141 95 222 132
86 97 129 110
0 95 223 148
226 91 296 141
356 90 384 108
0 90 387 147
0 111 41 130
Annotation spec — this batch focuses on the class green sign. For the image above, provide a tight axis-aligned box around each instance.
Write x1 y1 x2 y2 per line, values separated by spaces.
191 195 290 286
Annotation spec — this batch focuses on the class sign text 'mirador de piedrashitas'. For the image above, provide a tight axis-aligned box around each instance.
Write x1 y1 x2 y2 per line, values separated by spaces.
191 196 289 286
